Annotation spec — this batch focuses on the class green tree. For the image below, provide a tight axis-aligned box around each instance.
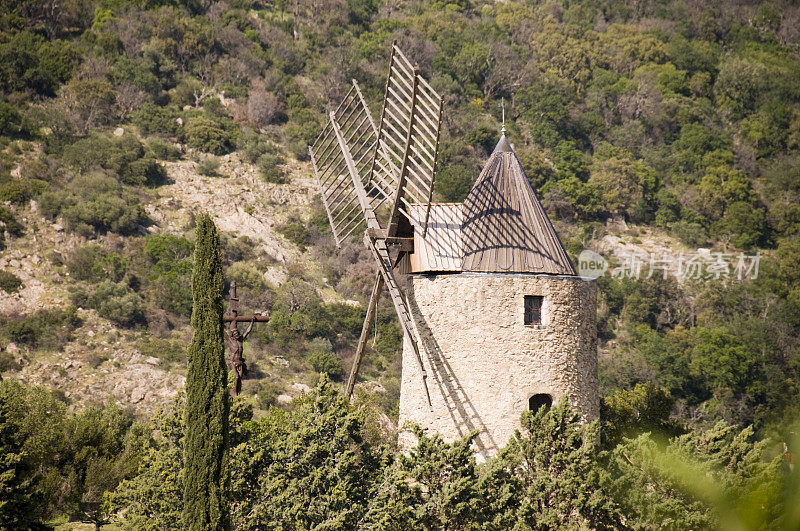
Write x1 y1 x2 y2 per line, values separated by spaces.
229 376 382 529
113 397 185 531
0 383 36 529
601 382 682 448
502 404 622 529
607 422 785 529
183 213 229 531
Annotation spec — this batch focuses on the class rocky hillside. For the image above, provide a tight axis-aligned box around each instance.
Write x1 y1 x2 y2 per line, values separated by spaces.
0 137 376 416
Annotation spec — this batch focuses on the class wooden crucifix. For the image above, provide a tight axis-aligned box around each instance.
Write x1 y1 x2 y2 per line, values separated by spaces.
223 281 269 396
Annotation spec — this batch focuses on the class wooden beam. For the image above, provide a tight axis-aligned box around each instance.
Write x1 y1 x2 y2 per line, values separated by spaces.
345 271 383 398
223 315 270 323
366 235 431 406
330 111 380 230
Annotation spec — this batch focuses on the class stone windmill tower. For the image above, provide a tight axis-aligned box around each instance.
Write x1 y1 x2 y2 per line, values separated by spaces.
308 44 598 460
397 134 599 459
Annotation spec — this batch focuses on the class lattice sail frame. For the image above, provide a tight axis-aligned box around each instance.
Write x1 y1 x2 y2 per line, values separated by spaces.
372 44 443 237
309 81 379 244
309 44 443 244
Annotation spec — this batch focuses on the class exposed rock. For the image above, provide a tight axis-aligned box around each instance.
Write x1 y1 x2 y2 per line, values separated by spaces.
291 382 312 395
276 394 293 405
270 356 289 367
359 381 386 394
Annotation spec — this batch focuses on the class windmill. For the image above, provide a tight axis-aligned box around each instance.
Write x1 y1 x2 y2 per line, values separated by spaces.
308 43 443 404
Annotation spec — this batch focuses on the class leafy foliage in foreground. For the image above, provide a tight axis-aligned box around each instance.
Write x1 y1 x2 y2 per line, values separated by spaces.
107 379 799 530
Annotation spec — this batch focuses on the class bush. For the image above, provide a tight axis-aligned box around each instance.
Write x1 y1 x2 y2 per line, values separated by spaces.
257 153 287 183
62 134 166 187
247 80 283 127
671 220 708 247
0 270 22 293
0 101 26 137
182 115 234 155
227 262 265 290
0 178 47 204
0 307 82 350
20 158 55 182
0 206 23 239
145 137 182 161
66 244 127 283
308 349 343 380
38 173 148 236
89 281 144 327
5 321 36 345
278 219 309 250
132 103 179 137
197 157 220 176
0 351 21 372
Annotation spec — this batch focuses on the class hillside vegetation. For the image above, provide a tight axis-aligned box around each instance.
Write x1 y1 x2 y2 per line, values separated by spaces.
1 0 800 527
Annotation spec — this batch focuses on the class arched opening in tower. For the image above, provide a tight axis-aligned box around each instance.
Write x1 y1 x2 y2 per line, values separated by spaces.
529 393 553 412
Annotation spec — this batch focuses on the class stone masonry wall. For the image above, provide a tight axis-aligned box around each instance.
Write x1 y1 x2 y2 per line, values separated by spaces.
398 273 598 460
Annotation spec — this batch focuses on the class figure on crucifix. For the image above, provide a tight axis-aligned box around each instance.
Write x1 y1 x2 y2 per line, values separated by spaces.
223 281 269 396
225 317 254 396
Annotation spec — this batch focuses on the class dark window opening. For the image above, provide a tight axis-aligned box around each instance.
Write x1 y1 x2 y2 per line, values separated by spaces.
529 393 553 412
524 295 543 325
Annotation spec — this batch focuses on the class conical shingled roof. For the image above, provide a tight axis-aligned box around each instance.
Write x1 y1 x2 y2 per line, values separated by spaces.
461 135 576 275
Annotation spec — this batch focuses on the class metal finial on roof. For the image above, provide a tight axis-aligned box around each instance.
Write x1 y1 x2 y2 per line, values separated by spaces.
499 97 506 135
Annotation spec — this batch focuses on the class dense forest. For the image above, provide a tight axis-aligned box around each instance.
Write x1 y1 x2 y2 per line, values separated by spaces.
1 0 800 527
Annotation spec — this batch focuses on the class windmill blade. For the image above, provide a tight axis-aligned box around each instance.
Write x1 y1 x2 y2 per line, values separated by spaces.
369 43 443 238
309 80 380 245
367 235 431 406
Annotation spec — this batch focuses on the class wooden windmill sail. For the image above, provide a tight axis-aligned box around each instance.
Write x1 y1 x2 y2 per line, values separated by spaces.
308 43 443 404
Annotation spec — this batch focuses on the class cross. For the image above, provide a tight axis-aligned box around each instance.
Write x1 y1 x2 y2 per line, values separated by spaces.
222 281 269 396
499 97 506 135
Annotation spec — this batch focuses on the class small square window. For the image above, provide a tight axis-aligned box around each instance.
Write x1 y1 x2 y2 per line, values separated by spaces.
524 295 543 325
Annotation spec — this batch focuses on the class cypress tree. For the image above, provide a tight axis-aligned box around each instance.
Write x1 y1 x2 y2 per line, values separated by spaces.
183 214 230 530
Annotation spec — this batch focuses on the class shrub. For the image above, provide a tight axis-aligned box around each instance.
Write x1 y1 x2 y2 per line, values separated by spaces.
66 244 127 283
0 270 22 293
38 172 148 236
0 206 23 250
62 134 166 187
145 234 194 275
0 101 25 137
5 321 36 345
20 158 55 182
89 281 144 327
308 348 343 380
247 80 283 127
0 307 82 349
132 103 179 136
138 337 186 370
144 234 194 316
236 128 278 163
0 178 46 204
257 153 287 183
197 157 220 177
671 220 707 247
146 137 182 161
183 115 233 155
58 78 117 134
278 219 309 250
0 351 21 372
227 262 265 290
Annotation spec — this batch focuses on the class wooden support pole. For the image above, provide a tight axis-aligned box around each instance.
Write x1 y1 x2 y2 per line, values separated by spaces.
223 315 270 323
345 270 383 399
